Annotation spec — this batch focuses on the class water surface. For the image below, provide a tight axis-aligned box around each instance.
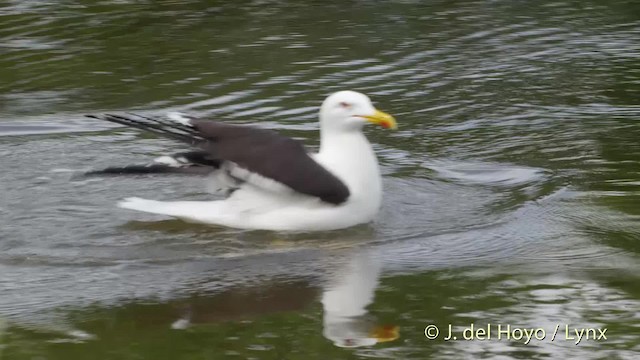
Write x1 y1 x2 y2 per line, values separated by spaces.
1 0 639 359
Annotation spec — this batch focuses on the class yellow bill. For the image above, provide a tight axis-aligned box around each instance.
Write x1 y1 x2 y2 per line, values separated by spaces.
362 109 398 130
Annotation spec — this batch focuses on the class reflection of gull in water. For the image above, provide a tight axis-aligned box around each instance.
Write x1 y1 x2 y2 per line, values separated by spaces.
169 280 318 329
321 249 399 348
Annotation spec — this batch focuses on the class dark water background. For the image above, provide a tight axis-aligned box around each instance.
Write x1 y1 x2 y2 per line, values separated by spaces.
1 0 639 359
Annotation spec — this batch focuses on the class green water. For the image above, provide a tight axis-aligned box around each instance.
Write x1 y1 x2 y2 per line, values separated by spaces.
1 0 639 359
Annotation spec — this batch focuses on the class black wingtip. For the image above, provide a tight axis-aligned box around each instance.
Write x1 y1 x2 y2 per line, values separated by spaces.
84 164 213 176
84 112 205 144
84 164 173 176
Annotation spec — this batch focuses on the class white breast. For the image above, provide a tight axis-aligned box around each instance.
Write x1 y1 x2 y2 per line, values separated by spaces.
314 132 383 212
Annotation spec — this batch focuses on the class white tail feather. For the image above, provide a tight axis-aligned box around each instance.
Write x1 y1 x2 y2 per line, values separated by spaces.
118 197 234 225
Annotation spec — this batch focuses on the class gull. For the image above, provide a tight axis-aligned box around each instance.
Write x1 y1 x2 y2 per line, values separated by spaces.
87 91 397 231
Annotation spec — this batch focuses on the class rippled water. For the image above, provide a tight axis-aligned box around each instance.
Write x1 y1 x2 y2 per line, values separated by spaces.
1 0 639 359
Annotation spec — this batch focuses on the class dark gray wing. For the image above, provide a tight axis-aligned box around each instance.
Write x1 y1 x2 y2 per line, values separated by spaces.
87 113 350 204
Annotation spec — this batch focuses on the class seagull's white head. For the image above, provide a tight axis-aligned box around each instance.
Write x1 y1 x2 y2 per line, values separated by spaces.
319 91 397 133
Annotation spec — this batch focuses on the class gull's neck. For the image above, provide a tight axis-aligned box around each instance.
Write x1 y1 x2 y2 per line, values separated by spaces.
317 127 382 208
318 127 375 167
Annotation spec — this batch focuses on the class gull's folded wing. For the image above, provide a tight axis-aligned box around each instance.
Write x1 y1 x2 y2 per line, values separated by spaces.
87 113 350 205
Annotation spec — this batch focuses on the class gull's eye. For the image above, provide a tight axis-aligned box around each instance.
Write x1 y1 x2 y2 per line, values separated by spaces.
339 102 352 109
